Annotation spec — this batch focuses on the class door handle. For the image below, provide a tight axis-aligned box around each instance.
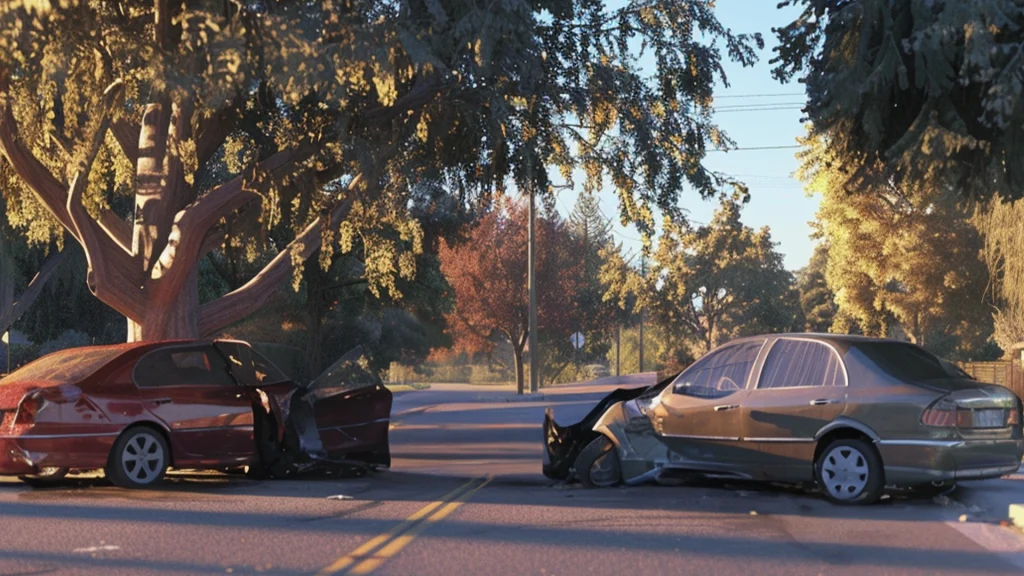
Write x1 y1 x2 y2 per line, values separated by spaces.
235 393 243 399
150 397 173 406
714 404 739 412
809 398 839 406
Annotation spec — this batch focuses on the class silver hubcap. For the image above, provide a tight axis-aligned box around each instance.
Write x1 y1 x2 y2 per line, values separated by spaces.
821 446 870 500
121 433 164 484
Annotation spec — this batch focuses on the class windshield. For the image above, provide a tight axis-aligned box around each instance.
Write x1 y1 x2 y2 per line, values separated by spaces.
0 347 123 386
854 342 949 381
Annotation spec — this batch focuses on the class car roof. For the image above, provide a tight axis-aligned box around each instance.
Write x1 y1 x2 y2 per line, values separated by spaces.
42 339 241 357
726 333 908 347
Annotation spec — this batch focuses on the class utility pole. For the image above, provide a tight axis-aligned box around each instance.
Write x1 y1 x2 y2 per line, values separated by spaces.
638 253 645 374
527 178 540 394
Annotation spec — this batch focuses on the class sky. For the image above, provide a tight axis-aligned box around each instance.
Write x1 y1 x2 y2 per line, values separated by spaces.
551 0 817 271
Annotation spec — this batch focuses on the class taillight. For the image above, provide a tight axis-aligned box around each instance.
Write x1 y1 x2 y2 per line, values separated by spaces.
14 391 42 424
1011 399 1023 426
923 395 1016 429
922 397 958 427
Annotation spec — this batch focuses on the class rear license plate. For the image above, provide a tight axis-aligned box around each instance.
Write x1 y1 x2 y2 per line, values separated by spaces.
973 409 1005 428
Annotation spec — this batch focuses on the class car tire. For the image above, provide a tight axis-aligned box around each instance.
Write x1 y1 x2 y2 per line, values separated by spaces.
815 438 885 505
106 426 170 489
574 435 621 488
18 466 70 487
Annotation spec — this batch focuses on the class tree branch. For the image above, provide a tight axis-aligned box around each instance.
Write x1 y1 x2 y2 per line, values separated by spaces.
112 119 140 165
195 106 237 167
66 80 145 321
1 249 66 333
0 70 134 254
198 176 362 336
147 146 315 306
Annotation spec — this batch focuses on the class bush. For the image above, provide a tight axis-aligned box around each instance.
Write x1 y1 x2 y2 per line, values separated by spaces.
1 343 40 374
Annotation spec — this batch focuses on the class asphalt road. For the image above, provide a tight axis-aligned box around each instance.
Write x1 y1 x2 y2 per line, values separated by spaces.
3 376 1024 575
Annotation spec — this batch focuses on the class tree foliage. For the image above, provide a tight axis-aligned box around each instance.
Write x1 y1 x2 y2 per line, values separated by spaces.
798 131 993 359
774 0 1024 202
439 200 580 393
566 192 617 358
602 194 800 357
795 243 836 333
975 197 1024 352
0 0 763 342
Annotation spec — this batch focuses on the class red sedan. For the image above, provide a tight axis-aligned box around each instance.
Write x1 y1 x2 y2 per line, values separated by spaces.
0 339 392 488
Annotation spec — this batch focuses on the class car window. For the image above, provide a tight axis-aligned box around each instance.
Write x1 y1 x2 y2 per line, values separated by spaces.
213 341 290 387
309 346 379 392
758 339 846 389
133 346 236 388
0 347 123 385
672 341 763 399
854 342 949 381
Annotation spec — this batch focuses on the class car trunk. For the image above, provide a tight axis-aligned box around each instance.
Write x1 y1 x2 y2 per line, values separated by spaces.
914 378 1022 440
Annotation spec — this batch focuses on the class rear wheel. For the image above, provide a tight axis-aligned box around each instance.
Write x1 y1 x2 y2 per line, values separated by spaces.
106 427 169 489
814 439 884 505
574 436 621 488
18 466 70 487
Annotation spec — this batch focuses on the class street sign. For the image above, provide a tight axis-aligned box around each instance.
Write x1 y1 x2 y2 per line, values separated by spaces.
1 331 7 345
571 331 585 350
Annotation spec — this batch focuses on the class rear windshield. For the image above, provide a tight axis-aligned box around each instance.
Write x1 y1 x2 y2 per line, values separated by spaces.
854 342 949 381
0 347 122 385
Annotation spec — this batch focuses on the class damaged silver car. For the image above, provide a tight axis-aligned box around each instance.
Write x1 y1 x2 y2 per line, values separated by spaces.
544 334 1024 505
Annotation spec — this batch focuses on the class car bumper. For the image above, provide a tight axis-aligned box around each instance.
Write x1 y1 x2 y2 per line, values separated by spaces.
878 438 1024 485
0 433 117 475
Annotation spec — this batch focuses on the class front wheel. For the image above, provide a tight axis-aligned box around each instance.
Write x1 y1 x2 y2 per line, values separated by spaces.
106 427 170 489
573 436 621 488
814 439 885 505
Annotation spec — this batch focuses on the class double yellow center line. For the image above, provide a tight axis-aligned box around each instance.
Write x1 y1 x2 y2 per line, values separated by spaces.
317 475 492 575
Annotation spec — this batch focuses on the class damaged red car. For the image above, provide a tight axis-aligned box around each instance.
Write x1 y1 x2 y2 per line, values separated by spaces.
0 340 392 488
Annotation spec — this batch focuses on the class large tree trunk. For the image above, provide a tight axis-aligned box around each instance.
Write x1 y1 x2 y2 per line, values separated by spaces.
126 265 201 341
0 1 411 345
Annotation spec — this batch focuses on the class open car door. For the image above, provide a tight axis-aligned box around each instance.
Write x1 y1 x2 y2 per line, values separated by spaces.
307 347 392 466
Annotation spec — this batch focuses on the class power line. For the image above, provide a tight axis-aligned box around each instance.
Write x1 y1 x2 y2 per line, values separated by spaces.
716 106 804 113
708 145 802 152
715 92 804 99
716 102 805 110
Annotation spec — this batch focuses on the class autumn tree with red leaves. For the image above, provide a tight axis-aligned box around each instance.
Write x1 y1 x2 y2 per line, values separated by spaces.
439 201 580 394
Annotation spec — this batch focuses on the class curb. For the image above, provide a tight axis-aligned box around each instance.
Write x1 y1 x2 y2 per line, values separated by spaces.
1011 504 1024 529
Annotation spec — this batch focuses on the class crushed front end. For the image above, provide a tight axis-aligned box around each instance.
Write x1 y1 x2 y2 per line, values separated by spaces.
543 374 677 483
